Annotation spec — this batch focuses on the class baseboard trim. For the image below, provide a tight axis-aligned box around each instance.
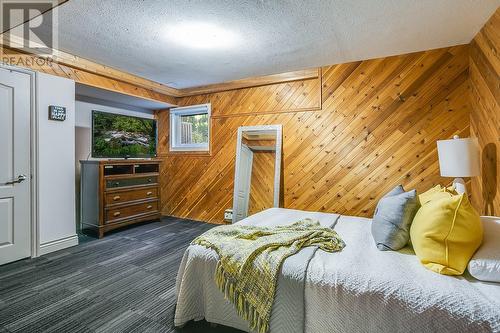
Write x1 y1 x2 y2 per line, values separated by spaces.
39 235 79 256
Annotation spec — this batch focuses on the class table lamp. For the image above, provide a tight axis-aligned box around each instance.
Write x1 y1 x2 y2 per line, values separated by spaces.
437 135 480 194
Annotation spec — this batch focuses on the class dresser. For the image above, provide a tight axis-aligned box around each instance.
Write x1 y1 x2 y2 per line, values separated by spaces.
80 160 161 238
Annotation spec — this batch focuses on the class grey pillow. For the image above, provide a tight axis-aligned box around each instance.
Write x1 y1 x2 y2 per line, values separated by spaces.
371 185 419 251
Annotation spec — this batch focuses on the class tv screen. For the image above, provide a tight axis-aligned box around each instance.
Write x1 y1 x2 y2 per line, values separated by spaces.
92 111 157 158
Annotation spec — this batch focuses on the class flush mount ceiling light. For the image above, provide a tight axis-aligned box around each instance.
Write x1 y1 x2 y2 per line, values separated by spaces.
167 22 238 49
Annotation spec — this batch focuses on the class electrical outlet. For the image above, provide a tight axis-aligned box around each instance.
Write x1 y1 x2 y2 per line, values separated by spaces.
224 209 233 221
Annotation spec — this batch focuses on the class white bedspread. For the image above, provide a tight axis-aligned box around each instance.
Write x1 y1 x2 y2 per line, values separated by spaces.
175 208 500 333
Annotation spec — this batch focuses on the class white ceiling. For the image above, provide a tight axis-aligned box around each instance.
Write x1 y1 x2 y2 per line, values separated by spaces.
75 84 174 110
44 1 500 88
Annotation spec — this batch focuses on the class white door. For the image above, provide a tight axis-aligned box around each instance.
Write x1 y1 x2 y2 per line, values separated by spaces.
0 68 32 266
235 144 253 222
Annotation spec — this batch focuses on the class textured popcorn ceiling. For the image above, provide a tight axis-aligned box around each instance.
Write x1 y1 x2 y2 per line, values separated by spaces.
50 0 498 88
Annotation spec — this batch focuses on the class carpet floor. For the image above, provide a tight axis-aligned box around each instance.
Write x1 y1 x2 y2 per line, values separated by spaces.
0 217 244 333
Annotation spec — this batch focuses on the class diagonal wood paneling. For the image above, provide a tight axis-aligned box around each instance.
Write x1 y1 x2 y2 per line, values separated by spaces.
176 76 322 118
158 45 471 223
248 151 276 216
470 8 500 216
178 69 320 96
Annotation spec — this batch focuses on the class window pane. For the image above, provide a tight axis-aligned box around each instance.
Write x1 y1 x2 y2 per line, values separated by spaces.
180 113 208 144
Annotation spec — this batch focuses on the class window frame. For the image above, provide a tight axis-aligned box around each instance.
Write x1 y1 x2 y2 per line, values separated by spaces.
169 103 211 152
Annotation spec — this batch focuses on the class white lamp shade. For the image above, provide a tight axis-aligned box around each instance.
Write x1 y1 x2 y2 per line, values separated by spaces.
437 137 480 177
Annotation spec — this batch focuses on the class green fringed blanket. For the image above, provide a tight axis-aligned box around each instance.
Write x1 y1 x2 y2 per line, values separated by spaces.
191 219 345 333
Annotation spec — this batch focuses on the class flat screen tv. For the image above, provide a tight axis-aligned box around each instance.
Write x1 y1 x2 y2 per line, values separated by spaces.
92 111 157 158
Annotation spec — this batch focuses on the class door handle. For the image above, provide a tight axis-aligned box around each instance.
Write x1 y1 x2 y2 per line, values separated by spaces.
5 175 27 185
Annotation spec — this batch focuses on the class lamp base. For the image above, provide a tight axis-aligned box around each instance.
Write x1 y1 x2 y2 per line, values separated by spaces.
453 178 466 194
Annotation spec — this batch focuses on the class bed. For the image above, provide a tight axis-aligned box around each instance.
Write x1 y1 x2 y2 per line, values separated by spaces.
174 208 500 333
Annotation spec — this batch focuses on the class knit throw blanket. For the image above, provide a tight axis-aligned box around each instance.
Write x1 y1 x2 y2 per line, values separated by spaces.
191 219 345 333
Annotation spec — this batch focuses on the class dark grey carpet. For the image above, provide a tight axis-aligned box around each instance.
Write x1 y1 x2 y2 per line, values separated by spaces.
0 217 244 333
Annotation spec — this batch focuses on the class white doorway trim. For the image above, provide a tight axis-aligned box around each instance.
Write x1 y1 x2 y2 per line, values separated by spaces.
234 144 253 221
0 63 39 259
232 124 282 223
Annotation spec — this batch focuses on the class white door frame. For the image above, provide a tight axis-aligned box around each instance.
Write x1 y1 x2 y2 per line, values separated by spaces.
232 125 282 223
0 63 39 259
237 144 253 220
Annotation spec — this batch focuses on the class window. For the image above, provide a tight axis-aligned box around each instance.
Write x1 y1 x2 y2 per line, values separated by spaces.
169 103 210 152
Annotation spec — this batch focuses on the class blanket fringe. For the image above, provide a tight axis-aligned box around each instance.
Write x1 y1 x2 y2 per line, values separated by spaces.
215 264 269 333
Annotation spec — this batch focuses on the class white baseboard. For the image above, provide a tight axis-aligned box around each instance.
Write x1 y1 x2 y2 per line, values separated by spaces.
39 235 79 256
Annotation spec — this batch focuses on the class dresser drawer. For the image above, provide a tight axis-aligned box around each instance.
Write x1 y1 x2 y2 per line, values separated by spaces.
105 201 159 223
105 187 158 206
106 176 158 189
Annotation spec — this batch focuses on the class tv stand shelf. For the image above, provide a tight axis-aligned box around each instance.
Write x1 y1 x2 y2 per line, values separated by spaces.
80 160 162 238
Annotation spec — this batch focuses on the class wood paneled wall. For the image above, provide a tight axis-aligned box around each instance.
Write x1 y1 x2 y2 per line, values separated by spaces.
470 9 500 216
157 45 471 223
248 151 276 216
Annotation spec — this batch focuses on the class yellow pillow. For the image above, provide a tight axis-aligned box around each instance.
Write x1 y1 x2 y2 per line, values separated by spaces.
418 184 457 205
410 192 483 275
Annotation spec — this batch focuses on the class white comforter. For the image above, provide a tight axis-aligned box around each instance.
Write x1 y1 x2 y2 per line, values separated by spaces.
175 208 500 333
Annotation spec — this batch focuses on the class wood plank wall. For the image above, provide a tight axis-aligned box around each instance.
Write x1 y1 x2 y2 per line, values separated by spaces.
470 8 500 216
157 45 471 223
248 151 276 216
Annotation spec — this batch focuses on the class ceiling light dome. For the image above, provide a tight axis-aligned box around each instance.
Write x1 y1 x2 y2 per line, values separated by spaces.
167 22 238 49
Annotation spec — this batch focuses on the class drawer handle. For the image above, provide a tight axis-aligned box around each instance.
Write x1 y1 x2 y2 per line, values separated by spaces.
113 212 121 217
147 205 153 209
114 182 120 186
146 191 153 196
113 196 121 201
148 178 152 183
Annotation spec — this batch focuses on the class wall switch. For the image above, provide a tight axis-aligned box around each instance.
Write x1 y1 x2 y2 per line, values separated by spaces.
224 209 233 221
